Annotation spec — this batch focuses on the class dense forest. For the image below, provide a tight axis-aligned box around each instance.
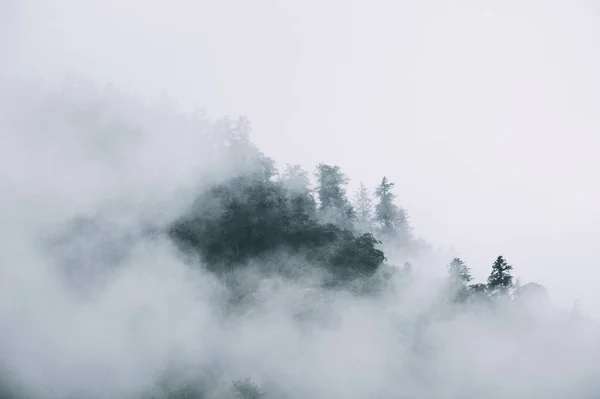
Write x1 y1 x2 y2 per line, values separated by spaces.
165 115 519 300
0 80 595 399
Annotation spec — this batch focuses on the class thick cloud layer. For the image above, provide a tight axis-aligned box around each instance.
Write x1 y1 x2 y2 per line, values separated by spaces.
0 80 599 399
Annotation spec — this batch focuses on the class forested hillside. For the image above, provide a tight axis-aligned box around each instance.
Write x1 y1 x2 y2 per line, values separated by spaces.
165 115 522 300
0 80 595 399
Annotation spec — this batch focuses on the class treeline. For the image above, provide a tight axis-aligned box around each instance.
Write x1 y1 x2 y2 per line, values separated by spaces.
446 255 525 303
168 117 413 282
167 116 536 304
0 80 576 399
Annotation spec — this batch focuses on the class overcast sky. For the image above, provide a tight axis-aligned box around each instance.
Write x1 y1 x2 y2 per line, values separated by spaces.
2 0 600 312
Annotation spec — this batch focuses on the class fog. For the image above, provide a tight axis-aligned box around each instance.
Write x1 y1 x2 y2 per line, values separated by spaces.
2 1 600 398
3 0 599 311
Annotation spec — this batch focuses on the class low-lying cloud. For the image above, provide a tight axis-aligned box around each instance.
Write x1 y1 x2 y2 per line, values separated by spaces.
0 79 598 399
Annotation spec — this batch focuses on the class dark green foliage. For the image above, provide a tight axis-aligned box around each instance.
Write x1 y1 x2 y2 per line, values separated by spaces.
282 164 318 224
315 163 356 230
168 119 385 277
487 255 514 294
466 283 489 304
168 171 385 280
326 230 386 279
469 283 487 293
166 122 397 281
169 174 289 270
5 81 559 399
315 164 349 210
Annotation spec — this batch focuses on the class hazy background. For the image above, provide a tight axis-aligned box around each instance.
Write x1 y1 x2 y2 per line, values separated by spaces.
2 0 599 311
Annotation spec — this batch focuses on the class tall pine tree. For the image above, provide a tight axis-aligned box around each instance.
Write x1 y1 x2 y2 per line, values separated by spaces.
447 257 472 302
315 164 356 229
374 177 410 242
282 164 317 227
448 257 472 286
487 255 514 295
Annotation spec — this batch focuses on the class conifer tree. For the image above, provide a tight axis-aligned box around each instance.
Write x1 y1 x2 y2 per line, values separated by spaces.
448 257 472 285
487 255 514 295
374 177 410 241
282 164 317 225
447 257 472 302
468 283 488 298
315 164 356 229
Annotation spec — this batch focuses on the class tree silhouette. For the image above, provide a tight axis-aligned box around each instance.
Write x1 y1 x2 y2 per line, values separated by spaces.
487 255 514 295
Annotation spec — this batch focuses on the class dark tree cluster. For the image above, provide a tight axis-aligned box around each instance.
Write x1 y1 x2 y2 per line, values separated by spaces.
0 80 570 399
166 117 415 281
167 116 528 300
168 165 385 281
445 255 527 304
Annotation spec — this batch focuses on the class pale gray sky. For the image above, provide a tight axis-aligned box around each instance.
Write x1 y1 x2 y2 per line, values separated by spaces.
2 0 600 311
